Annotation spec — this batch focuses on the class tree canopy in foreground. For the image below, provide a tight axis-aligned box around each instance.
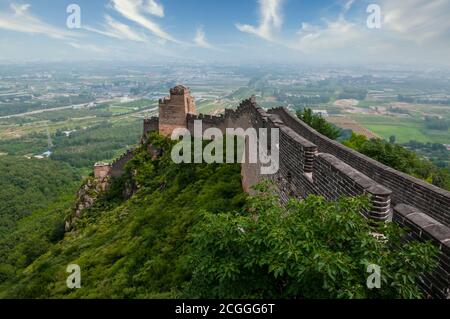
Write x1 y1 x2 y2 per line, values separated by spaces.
186 182 438 299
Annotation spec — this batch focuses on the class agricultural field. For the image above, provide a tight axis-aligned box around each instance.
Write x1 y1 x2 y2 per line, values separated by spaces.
346 104 450 144
0 97 156 177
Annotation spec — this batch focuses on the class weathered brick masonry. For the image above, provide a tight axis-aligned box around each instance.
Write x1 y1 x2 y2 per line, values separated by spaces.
143 117 159 136
263 107 450 298
183 98 393 222
158 85 196 137
110 149 135 178
268 107 450 227
138 91 449 298
394 205 450 298
94 149 136 180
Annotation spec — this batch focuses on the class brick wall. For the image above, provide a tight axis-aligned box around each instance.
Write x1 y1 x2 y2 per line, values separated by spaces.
93 163 111 181
143 117 159 137
393 204 450 299
269 107 450 228
110 149 135 178
159 85 196 137
185 99 392 221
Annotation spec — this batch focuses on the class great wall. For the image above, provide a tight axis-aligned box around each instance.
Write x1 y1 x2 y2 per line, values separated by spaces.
93 85 450 299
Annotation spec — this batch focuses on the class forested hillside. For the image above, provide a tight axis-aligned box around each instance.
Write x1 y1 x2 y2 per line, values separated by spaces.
0 156 80 238
0 135 246 298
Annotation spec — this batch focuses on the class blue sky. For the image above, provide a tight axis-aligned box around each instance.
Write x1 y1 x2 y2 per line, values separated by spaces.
0 0 449 65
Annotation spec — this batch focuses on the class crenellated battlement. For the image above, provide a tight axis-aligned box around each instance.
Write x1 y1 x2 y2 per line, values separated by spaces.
110 149 135 178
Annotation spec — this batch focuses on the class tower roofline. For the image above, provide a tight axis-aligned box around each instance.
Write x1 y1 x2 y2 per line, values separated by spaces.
170 85 190 96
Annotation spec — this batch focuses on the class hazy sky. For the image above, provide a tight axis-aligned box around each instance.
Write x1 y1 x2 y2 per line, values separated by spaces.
0 0 449 66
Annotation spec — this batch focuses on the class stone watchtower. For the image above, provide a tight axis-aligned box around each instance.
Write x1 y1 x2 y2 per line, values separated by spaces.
158 85 197 137
93 162 111 181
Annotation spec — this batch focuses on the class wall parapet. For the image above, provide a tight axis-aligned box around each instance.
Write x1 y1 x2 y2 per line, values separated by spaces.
224 99 393 222
279 126 317 174
110 149 135 178
316 153 392 221
143 117 159 137
393 204 450 298
269 107 450 227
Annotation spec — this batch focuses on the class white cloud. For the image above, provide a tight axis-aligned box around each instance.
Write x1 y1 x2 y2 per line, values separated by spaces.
236 0 283 41
111 0 178 43
145 0 164 17
290 0 450 63
0 3 75 40
84 15 148 42
67 42 108 54
293 17 365 53
284 1 366 54
194 26 215 49
381 0 450 43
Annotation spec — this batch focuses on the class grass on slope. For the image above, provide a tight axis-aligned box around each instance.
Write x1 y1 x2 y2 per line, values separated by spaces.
0 135 246 298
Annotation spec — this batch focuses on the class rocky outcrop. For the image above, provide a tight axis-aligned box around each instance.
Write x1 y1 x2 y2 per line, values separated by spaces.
65 177 106 232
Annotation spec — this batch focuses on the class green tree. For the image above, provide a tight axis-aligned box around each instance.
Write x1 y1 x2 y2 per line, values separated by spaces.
424 117 449 130
0 156 80 238
343 133 437 182
297 108 341 140
432 168 450 190
389 135 396 144
186 182 438 299
343 132 368 150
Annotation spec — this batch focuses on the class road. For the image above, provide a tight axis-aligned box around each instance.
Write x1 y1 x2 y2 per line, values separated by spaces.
0 99 113 120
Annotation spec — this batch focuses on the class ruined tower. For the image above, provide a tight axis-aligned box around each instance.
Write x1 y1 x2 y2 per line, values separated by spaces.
93 162 111 181
158 85 196 137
